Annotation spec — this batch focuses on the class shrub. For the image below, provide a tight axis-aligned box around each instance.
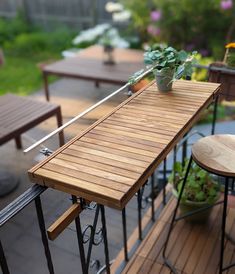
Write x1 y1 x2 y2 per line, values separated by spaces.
4 29 75 56
121 0 233 60
0 11 32 45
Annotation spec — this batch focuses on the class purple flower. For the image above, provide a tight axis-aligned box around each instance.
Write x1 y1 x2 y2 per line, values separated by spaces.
185 44 195 51
147 25 161 36
199 49 209 57
220 0 233 10
150 10 162 21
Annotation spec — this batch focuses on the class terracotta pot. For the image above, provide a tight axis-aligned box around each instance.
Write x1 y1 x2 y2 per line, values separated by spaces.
131 79 149 93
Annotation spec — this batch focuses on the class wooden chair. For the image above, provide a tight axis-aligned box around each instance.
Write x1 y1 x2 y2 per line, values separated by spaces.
163 134 235 274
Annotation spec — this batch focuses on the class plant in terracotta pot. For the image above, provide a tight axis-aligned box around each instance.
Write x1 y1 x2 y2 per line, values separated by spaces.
168 159 221 223
144 45 197 92
128 69 150 94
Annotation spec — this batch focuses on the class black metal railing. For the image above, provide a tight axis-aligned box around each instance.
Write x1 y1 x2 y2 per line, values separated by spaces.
0 123 218 274
0 65 219 274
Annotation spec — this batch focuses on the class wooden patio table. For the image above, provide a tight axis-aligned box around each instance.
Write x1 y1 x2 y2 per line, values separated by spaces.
0 93 64 196
42 45 144 101
28 80 220 210
0 94 64 148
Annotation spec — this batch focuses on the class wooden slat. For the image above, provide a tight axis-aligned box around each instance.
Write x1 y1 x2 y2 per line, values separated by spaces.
94 125 173 144
97 122 175 139
34 168 125 209
84 131 165 152
80 135 157 157
57 153 140 179
123 104 192 119
107 113 183 130
63 148 145 173
47 203 81 240
105 117 177 135
69 144 149 168
74 140 153 162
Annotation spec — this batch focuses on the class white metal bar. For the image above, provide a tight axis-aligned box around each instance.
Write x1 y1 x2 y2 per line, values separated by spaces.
24 67 153 153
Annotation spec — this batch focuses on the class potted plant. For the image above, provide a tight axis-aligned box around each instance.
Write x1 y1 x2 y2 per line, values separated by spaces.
144 45 197 92
98 27 129 65
128 69 150 94
168 159 221 223
224 42 235 69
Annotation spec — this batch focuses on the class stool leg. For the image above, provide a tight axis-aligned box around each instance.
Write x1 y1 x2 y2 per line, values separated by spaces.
219 177 229 274
163 156 193 271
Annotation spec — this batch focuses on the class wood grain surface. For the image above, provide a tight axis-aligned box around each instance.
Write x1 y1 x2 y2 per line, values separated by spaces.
114 191 235 274
192 134 235 177
28 80 220 209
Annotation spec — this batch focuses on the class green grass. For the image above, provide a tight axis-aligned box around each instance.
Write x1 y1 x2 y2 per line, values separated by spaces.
0 52 60 96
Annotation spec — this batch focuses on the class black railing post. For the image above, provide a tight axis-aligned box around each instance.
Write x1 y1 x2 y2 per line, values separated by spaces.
163 159 167 205
100 205 110 274
151 174 155 221
122 207 128 261
71 195 87 274
0 241 10 274
137 189 142 241
182 135 188 165
85 206 100 272
35 196 55 274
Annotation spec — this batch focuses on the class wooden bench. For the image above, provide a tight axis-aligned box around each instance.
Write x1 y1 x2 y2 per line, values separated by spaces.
0 94 64 148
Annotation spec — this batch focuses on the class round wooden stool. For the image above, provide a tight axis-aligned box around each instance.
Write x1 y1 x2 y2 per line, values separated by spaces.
163 134 235 274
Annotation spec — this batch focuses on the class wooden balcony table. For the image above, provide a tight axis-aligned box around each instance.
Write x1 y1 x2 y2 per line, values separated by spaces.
28 80 220 273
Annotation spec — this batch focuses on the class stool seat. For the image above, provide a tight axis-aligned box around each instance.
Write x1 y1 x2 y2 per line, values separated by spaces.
192 134 235 177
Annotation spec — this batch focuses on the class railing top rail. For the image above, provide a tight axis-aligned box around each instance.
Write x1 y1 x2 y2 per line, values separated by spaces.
0 184 46 227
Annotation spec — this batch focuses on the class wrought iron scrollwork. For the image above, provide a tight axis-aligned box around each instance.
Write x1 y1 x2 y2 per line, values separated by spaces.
82 225 103 246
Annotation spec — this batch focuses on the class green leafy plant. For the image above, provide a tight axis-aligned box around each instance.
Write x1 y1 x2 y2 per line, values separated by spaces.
227 52 235 68
120 0 233 60
144 45 197 80
168 159 220 204
128 69 144 85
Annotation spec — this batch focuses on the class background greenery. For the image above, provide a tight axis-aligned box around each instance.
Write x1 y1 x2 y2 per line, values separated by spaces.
1 2 234 99
0 12 75 95
121 0 234 60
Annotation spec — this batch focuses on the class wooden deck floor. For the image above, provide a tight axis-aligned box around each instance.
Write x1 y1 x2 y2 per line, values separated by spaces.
115 195 235 274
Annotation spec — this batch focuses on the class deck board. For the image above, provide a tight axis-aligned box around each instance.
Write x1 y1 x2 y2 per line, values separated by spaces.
115 195 235 274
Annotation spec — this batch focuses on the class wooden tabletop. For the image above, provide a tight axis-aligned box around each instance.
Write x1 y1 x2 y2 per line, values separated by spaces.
28 80 220 210
43 45 144 84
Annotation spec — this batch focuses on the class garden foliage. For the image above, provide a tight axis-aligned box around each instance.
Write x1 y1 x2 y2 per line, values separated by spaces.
0 12 75 95
121 0 235 59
